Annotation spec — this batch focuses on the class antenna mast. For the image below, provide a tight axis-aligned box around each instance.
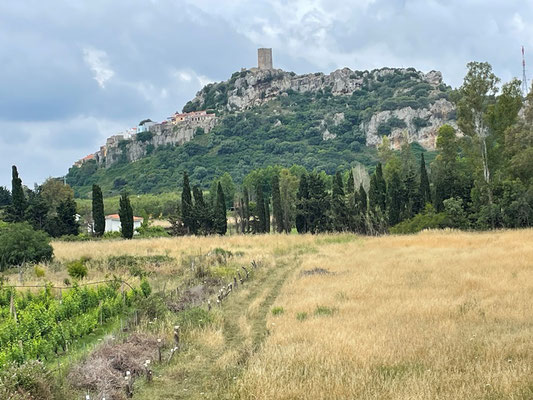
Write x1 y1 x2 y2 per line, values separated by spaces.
522 46 528 97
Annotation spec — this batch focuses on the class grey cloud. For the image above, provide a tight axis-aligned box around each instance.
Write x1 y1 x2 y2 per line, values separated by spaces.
1 0 532 187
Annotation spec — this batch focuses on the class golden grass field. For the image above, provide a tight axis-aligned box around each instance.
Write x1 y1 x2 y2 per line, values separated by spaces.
50 229 533 399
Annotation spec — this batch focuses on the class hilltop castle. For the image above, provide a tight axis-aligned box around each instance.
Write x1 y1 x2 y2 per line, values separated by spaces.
257 48 273 69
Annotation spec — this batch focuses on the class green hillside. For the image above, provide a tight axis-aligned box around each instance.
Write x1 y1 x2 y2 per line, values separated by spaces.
66 68 448 198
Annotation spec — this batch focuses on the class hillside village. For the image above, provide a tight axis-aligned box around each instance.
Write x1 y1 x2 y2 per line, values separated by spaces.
74 110 216 168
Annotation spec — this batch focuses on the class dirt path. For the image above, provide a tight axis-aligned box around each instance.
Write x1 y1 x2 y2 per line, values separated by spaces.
133 255 299 399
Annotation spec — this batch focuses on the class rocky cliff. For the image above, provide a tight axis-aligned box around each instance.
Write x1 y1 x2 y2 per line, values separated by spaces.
185 67 456 149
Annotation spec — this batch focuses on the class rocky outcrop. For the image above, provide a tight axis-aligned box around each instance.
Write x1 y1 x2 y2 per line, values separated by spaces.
188 66 455 149
100 117 217 168
363 98 457 149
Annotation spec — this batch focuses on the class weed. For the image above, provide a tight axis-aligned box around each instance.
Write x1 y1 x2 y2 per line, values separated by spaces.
271 306 284 316
314 306 337 317
296 312 308 321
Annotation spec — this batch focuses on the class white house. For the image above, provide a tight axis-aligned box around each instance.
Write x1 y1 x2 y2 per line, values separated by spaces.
137 119 156 133
105 214 143 233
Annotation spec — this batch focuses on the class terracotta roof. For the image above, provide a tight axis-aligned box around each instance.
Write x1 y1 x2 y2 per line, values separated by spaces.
106 214 143 221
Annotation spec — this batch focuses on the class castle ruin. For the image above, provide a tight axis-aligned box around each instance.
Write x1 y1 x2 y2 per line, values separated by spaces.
258 48 273 69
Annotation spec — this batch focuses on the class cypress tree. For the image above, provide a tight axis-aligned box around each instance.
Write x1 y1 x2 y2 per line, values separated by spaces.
193 186 212 235
271 174 284 233
181 172 195 234
214 182 227 235
306 171 329 233
92 184 105 236
119 192 134 239
416 153 431 213
255 183 266 233
331 171 348 231
295 173 309 233
265 197 271 233
376 163 387 210
359 184 368 213
402 164 417 220
243 187 250 233
346 169 355 194
6 165 26 222
387 171 402 226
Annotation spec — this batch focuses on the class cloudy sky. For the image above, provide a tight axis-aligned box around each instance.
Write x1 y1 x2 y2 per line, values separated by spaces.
0 0 531 188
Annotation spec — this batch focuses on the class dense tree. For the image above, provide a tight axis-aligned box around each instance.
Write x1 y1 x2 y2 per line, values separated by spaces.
305 172 330 233
331 171 348 231
255 183 267 233
193 186 213 235
416 153 431 213
369 163 387 212
265 197 271 233
295 173 309 233
0 186 11 207
119 192 134 239
25 190 49 231
92 184 105 236
387 171 402 226
0 223 53 271
279 169 298 233
214 182 227 235
181 172 195 234
271 174 284 233
53 197 79 237
40 178 74 213
346 169 355 194
5 166 26 222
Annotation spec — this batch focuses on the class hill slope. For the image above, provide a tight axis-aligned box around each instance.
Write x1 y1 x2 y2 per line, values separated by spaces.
67 67 454 197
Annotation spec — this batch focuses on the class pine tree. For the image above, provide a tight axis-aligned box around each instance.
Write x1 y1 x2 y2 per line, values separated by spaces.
271 174 284 233
214 182 227 235
26 190 49 231
6 166 26 222
119 192 134 239
181 172 195 234
359 184 368 212
255 183 266 233
0 186 11 207
92 184 105 236
56 197 79 236
415 153 431 214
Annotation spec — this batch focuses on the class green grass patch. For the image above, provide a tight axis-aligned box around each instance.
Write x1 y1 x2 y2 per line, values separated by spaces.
273 243 318 257
271 306 284 316
314 305 337 317
175 307 213 331
315 233 358 245
375 362 425 381
296 312 308 321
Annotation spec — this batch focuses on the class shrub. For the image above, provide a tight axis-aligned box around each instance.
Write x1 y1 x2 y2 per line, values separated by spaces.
0 360 58 399
140 279 152 297
67 260 88 280
390 204 448 234
0 223 53 271
34 266 45 278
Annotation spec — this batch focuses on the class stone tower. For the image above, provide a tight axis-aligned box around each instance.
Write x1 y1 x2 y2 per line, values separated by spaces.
257 48 273 69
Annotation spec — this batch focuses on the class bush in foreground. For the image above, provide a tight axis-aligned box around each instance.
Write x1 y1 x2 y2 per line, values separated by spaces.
0 222 53 271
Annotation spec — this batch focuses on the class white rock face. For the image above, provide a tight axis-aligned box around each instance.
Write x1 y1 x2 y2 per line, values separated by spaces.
363 98 456 149
103 117 217 167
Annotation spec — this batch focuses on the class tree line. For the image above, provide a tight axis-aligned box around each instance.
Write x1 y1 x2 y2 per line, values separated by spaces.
1 61 532 241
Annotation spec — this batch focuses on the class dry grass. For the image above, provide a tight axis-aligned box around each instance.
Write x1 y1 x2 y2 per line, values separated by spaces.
233 229 533 399
26 229 533 399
